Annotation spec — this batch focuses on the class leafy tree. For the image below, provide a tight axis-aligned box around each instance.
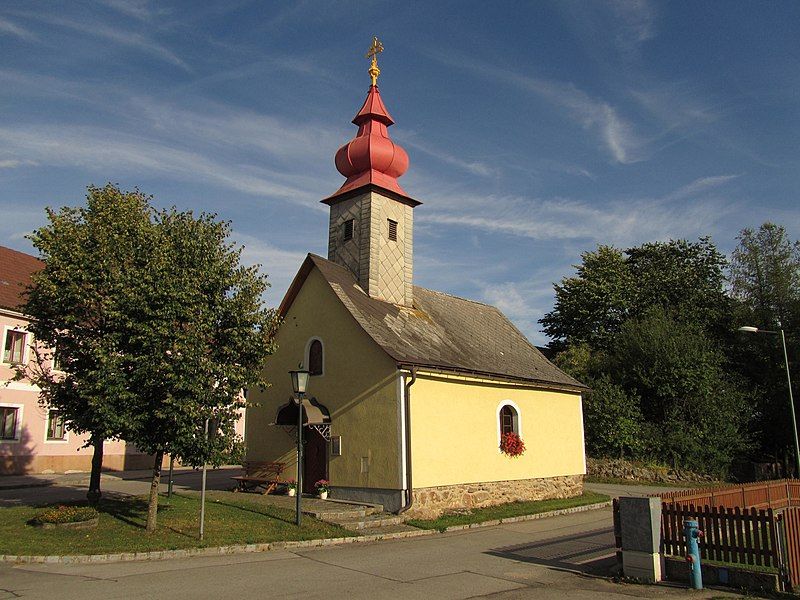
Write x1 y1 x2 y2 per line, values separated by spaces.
729 222 800 467
581 375 643 459
22 184 279 530
21 186 155 503
541 238 731 351
540 246 633 351
606 309 751 474
730 223 800 328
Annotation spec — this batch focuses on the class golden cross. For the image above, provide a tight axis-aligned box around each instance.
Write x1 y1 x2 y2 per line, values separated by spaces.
365 36 384 86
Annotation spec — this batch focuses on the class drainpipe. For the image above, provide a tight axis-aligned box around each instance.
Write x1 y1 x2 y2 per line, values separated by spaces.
398 366 417 514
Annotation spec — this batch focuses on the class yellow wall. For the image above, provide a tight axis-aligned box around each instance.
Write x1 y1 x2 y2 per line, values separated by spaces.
246 266 402 490
410 372 586 488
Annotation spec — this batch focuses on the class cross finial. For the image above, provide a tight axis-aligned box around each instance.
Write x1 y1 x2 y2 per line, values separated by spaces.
365 36 384 86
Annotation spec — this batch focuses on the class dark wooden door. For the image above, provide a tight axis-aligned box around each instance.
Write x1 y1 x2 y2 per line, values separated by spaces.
303 428 327 494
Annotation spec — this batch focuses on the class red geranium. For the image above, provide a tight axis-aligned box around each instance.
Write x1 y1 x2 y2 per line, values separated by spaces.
500 432 526 457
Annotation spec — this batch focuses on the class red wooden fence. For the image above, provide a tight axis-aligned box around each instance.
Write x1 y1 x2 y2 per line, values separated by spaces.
655 479 800 510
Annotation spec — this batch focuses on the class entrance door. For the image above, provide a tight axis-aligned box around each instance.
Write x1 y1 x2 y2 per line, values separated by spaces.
303 428 327 494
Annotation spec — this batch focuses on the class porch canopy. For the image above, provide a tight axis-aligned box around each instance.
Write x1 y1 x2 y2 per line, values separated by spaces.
274 397 331 426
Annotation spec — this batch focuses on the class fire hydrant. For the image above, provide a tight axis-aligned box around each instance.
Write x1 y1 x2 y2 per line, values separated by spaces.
684 519 703 589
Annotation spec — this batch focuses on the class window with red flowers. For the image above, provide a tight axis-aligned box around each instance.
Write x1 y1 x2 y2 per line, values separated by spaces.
500 404 518 436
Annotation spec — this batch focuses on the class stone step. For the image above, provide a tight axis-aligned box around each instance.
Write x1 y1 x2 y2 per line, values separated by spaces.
327 513 407 531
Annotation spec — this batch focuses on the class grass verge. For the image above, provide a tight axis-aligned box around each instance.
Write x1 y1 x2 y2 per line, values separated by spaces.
406 491 610 532
0 491 354 556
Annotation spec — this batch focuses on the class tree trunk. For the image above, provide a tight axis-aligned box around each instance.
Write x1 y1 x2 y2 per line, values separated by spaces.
146 449 165 533
86 437 104 505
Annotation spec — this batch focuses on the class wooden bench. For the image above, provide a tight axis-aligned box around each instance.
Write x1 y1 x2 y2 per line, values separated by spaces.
232 461 286 494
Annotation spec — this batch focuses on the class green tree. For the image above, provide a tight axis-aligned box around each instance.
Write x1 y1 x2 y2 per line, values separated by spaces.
21 186 155 503
607 309 751 474
540 246 633 351
730 223 800 328
541 238 731 351
22 185 279 530
729 222 800 467
581 376 643 459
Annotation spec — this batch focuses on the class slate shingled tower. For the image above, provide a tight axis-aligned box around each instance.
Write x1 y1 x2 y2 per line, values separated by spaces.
322 51 420 307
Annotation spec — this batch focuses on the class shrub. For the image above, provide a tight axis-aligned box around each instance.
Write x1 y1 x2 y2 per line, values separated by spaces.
33 505 98 525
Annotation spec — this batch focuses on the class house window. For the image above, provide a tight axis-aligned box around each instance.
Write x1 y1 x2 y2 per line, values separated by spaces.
500 404 518 436
47 410 66 441
3 330 26 364
388 219 398 241
343 219 354 241
308 339 323 376
1 407 18 440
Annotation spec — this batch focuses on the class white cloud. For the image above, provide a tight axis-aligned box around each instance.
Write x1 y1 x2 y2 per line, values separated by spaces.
421 174 742 247
11 12 188 70
429 52 643 164
398 135 495 177
0 16 35 40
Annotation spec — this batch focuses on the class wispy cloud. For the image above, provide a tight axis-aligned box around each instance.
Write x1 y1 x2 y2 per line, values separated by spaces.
663 174 739 202
422 174 742 246
398 134 495 177
428 52 642 164
10 12 188 70
99 0 165 21
609 0 657 50
0 16 36 40
0 125 319 206
0 158 37 169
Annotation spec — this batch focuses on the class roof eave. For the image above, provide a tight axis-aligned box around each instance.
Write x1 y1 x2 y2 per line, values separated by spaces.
396 361 589 393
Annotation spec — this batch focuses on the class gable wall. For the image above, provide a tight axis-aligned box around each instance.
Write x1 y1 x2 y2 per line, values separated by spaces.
246 266 402 490
410 372 586 488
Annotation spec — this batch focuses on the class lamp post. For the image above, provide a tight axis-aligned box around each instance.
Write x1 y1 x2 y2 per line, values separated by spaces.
738 326 799 477
289 369 310 526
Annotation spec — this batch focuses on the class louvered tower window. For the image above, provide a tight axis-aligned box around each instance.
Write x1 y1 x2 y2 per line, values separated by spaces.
388 219 398 241
343 219 354 241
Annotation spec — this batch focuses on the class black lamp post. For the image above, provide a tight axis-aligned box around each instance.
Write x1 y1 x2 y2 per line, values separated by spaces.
738 326 799 477
289 369 310 526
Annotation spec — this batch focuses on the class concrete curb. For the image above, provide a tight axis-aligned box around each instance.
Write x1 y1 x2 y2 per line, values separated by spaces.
0 500 611 565
439 501 612 532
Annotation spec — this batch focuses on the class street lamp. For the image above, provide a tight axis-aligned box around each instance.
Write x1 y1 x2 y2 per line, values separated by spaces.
289 369 310 526
738 326 799 477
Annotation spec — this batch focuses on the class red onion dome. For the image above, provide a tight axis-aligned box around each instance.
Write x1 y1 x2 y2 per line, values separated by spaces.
326 85 411 201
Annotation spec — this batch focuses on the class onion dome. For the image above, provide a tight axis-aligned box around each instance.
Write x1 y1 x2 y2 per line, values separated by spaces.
323 84 415 204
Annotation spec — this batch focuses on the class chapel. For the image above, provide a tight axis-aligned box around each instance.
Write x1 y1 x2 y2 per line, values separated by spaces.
246 40 587 517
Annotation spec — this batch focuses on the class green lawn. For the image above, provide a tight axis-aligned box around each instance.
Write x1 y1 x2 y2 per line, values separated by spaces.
406 491 610 531
0 492 354 556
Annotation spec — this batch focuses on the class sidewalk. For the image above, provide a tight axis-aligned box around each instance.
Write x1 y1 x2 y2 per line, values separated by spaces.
0 466 243 506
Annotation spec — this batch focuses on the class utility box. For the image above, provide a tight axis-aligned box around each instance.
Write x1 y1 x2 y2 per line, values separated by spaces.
618 496 663 582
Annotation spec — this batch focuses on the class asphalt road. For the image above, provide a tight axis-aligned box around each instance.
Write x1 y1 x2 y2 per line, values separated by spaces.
0 506 740 600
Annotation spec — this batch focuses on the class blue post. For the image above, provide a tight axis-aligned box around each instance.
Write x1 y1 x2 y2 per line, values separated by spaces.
684 519 703 590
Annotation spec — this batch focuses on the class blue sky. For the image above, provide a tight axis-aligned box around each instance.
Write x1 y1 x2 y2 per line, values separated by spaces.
1 1 798 344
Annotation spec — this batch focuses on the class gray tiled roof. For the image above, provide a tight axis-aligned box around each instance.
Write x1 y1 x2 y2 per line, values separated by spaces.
295 254 585 390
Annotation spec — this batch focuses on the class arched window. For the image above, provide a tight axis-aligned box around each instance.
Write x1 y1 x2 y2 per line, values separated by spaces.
308 339 323 376
500 404 518 436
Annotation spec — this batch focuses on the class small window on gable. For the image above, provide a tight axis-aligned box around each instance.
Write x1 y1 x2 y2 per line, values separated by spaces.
1 407 18 440
343 219 354 241
500 404 518 436
308 339 323 376
388 219 398 241
47 410 66 441
3 330 26 364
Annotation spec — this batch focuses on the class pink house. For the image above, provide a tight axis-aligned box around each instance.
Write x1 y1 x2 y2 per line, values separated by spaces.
0 245 245 475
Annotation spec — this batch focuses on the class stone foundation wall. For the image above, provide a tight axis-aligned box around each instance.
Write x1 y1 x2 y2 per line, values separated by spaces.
407 474 584 519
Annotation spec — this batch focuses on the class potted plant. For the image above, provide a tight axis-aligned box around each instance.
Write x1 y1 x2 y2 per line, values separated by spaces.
315 479 330 500
286 480 297 497
500 432 526 457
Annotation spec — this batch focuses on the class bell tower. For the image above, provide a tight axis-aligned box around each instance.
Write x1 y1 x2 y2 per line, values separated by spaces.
322 38 420 307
